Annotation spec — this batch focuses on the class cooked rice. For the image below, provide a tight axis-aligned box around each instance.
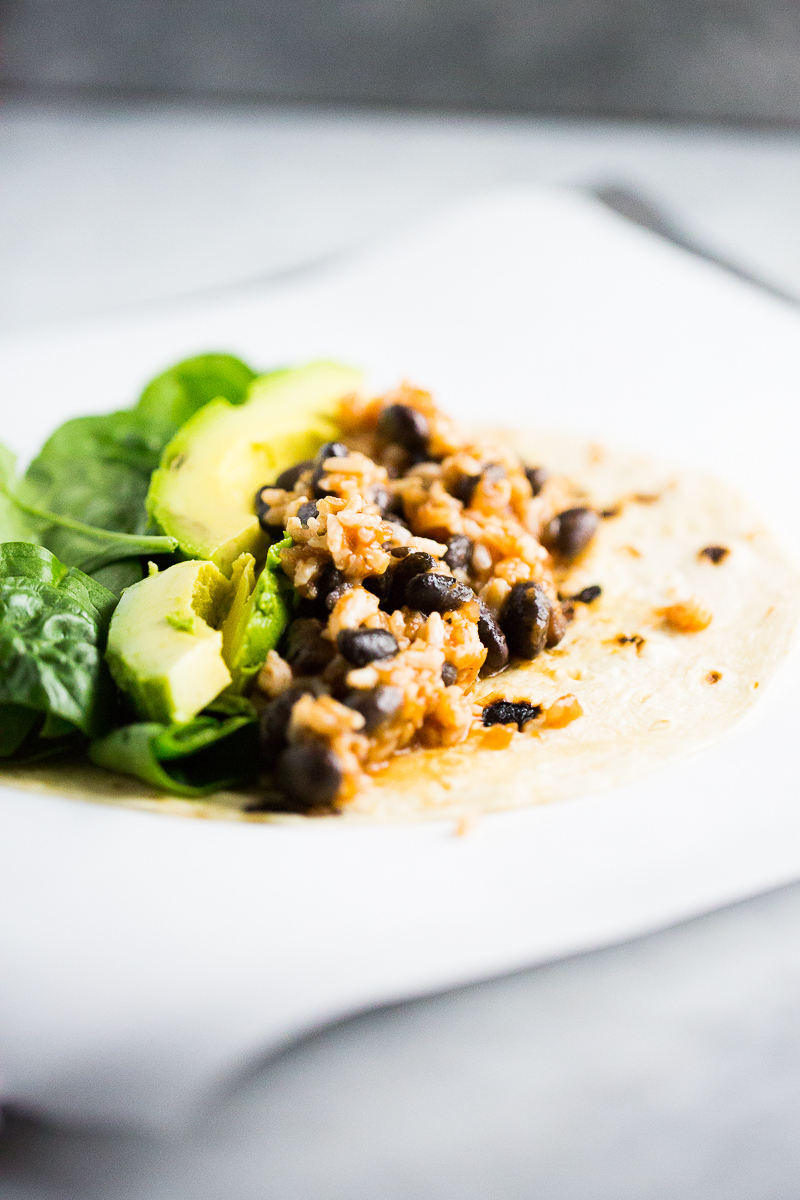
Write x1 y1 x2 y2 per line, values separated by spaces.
255 380 579 811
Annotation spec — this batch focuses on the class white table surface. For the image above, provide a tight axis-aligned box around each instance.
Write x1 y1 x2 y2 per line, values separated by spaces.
3 99 800 1199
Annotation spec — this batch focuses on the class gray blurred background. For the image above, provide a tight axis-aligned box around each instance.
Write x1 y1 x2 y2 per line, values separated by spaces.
3 0 800 122
6 4 800 1199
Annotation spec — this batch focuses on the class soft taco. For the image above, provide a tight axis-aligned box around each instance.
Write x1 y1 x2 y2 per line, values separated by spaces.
0 356 797 821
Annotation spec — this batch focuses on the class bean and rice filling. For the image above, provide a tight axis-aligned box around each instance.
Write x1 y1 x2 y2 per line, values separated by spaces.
254 384 598 812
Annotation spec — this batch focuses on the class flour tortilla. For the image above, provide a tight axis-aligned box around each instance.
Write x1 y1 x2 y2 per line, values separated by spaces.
2 432 798 823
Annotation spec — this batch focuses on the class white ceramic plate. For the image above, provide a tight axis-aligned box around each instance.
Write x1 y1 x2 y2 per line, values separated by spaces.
2 188 799 1127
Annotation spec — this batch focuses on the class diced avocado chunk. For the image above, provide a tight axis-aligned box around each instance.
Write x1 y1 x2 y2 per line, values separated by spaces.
106 560 233 725
146 361 362 572
222 537 295 692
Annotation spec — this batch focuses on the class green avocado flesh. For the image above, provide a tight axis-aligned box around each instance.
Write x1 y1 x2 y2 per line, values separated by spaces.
106 560 233 725
222 536 295 692
146 361 363 572
106 538 295 722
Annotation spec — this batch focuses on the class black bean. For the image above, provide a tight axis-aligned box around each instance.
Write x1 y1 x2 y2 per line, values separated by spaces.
314 560 344 600
344 685 403 733
306 560 350 616
441 662 458 686
255 486 270 518
525 466 549 496
482 700 542 729
544 507 599 562
405 573 474 613
501 581 551 659
453 473 481 506
321 654 352 700
325 583 353 612
571 584 602 605
385 515 411 532
370 483 391 512
311 441 349 498
259 516 285 539
392 550 436 584
274 460 313 491
259 698 293 768
381 492 406 519
315 440 349 463
387 551 437 611
255 486 284 538
363 570 393 609
443 534 473 573
477 600 509 675
364 553 427 613
454 462 505 507
283 617 336 676
275 743 343 810
244 788 294 814
337 628 399 667
376 404 429 456
291 597 325 621
258 679 327 767
296 500 319 527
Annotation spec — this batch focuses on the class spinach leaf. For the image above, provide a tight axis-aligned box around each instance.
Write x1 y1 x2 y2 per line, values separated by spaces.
89 558 148 597
0 704 40 757
0 542 118 630
134 353 257 439
0 444 37 544
4 486 176 580
204 692 258 718
12 354 256 589
20 409 164 533
0 543 118 758
89 712 259 797
15 411 176 580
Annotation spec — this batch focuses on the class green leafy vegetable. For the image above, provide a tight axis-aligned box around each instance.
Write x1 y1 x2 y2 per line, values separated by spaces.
90 558 149 597
222 536 296 692
13 412 177 583
1 352 266 781
134 353 257 439
20 410 164 532
204 692 258 717
0 444 37 544
0 543 118 758
89 713 259 797
0 542 118 628
0 704 40 757
6 487 177 573
10 354 256 590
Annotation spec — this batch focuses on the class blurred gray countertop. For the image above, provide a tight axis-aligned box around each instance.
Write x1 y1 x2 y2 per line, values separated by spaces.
3 100 800 1200
6 98 800 333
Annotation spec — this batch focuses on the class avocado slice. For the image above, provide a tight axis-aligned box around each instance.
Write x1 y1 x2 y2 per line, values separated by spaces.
106 560 233 724
146 361 363 572
222 536 295 692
